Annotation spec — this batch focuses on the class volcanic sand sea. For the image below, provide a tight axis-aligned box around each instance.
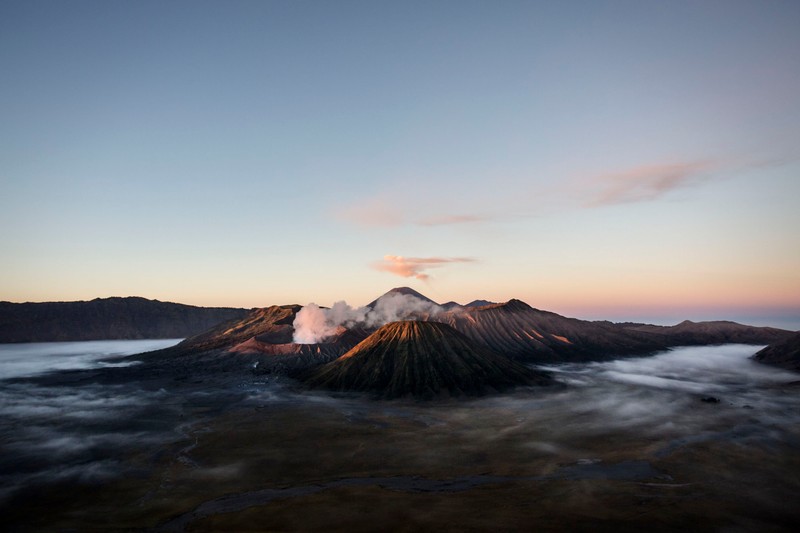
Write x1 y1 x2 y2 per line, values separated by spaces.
1 342 799 531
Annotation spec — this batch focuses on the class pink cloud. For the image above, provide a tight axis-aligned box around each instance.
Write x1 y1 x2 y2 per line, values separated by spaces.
417 214 489 226
335 191 494 228
335 196 405 227
372 255 475 280
585 161 714 207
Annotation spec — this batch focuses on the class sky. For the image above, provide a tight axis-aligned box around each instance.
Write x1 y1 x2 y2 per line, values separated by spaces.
1 0 799 328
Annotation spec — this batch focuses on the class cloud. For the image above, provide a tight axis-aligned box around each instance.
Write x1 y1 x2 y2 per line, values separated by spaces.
336 158 726 229
372 255 475 281
335 196 405 227
417 214 489 226
337 197 490 229
585 161 713 207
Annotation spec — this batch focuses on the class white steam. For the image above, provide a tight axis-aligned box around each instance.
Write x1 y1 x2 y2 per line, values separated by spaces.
293 293 446 344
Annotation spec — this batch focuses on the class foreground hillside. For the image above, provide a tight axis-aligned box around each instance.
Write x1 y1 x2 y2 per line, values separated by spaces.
0 297 248 343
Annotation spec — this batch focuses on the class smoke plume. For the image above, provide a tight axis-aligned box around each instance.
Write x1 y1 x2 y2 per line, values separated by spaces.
293 293 447 344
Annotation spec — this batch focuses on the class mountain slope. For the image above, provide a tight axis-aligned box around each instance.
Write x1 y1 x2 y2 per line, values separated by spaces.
304 321 552 398
137 304 368 374
439 300 793 362
0 297 248 343
753 332 800 372
163 305 301 355
440 300 670 362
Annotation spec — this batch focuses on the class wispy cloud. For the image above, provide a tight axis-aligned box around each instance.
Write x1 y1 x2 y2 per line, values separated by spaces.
337 197 490 229
337 158 724 230
372 255 475 281
417 214 489 226
584 161 714 207
335 196 405 227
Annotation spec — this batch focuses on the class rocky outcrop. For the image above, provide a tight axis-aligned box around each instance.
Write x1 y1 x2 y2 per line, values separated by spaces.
0 297 247 343
753 332 800 372
303 321 552 399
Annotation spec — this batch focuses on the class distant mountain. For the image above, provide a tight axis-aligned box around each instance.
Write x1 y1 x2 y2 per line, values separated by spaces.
619 320 789 346
303 321 552 399
753 332 800 372
0 297 248 343
366 289 493 310
366 287 439 308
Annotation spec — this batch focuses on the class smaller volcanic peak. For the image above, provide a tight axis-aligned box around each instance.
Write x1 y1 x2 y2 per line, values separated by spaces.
366 287 438 308
162 305 301 355
476 298 535 313
485 299 534 313
140 303 369 374
304 320 551 399
465 299 495 308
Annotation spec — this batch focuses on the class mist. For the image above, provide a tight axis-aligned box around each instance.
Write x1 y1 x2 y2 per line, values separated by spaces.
293 293 447 343
3 341 799 529
504 344 800 438
0 339 181 379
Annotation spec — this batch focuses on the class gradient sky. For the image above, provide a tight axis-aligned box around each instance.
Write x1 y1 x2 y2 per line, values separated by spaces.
1 0 799 327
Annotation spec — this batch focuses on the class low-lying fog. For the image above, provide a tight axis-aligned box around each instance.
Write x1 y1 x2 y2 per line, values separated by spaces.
491 344 800 445
0 339 181 379
1 341 798 529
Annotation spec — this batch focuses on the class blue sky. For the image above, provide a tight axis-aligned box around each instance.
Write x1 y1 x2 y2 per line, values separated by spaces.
1 1 799 327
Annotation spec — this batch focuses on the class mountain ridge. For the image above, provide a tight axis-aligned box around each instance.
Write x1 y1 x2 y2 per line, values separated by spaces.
135 288 794 368
0 297 249 343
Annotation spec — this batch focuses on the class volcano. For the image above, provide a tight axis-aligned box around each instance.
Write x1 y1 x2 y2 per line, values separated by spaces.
365 286 438 309
135 288 794 384
303 321 552 399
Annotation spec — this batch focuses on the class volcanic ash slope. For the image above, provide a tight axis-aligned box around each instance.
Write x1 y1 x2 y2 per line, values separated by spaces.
303 320 552 399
